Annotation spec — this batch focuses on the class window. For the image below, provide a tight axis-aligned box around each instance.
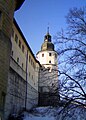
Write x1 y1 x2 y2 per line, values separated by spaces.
17 57 19 63
0 11 2 20
11 50 13 56
0 11 2 24
32 75 33 80
22 63 23 68
49 53 51 56
31 59 32 65
55 53 57 58
29 55 31 62
19 40 21 48
42 53 44 57
39 87 43 92
29 72 30 77
47 67 50 71
15 34 18 43
33 62 35 69
12 29 14 37
22 45 24 53
1 92 6 109
49 60 51 63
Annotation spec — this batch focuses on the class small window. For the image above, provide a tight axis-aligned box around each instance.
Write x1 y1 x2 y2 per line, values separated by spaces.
29 55 31 62
32 75 33 80
17 57 19 63
1 92 6 109
22 45 24 53
31 59 32 65
33 62 35 69
0 11 2 19
49 60 51 63
55 53 57 58
11 51 13 56
19 40 21 48
15 34 18 43
42 53 44 57
29 72 30 77
49 53 51 56
47 67 50 71
39 87 43 92
22 63 23 68
0 11 2 23
12 29 14 37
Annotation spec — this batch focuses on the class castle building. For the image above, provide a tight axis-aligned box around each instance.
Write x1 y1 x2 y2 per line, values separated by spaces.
4 19 40 119
0 1 59 119
0 1 25 119
36 28 59 106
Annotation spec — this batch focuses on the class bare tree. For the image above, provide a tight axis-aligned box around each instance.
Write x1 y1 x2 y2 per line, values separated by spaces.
54 7 86 116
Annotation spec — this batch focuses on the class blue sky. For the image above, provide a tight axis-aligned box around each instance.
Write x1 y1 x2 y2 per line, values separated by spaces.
14 0 85 55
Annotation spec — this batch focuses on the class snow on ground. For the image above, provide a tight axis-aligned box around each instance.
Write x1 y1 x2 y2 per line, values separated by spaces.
23 106 86 120
24 115 54 120
23 107 55 120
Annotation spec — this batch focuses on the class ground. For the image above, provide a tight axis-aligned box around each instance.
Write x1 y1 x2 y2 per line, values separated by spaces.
22 106 86 120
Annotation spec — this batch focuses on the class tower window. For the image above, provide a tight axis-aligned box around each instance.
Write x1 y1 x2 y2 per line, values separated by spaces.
49 60 51 63
49 53 51 56
55 53 57 58
42 53 44 57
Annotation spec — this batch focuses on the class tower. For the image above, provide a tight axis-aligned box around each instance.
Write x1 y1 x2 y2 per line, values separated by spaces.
36 27 57 70
37 28 59 106
0 1 24 119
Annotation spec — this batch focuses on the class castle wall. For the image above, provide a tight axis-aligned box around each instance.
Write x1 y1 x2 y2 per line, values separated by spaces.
0 1 18 119
5 65 38 119
38 67 59 106
4 20 40 119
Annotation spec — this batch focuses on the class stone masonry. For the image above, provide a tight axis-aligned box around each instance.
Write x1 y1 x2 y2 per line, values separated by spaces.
0 1 24 119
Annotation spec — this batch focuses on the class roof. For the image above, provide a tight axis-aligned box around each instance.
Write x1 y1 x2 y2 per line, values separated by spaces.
41 41 54 51
13 18 41 66
15 0 25 11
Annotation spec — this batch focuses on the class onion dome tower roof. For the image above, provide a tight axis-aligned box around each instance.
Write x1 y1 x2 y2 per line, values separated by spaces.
41 27 54 51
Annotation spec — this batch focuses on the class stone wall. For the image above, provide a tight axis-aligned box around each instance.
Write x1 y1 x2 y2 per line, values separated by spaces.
38 67 59 106
0 1 22 119
4 58 38 119
0 32 11 119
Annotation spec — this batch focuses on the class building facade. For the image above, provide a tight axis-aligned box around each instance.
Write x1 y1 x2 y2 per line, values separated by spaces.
36 29 59 106
4 19 40 119
0 1 24 119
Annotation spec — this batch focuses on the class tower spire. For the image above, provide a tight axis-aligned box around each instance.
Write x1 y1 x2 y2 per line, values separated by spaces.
47 23 50 35
44 25 52 42
47 26 49 35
